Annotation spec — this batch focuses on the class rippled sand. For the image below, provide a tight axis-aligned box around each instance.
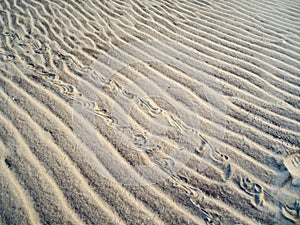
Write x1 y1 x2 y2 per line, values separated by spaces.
0 0 300 224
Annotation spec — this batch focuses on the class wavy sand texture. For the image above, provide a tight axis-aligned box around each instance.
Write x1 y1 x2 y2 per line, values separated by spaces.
0 0 299 224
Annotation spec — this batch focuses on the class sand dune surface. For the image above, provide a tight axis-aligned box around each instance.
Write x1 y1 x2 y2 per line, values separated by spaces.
0 0 300 224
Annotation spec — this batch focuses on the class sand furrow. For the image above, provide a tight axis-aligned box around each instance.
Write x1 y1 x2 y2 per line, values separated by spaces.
82 10 300 118
1 17 292 176
108 60 290 160
0 66 205 223
199 1 300 49
18 31 292 185
120 7 300 107
145 0 300 74
231 98 300 133
19 0 92 65
0 85 127 224
177 0 300 55
162 17 300 86
157 1 300 73
0 0 298 176
0 74 158 224
92 40 296 156
8 75 166 224
0 112 84 225
137 61 300 143
0 49 274 225
13 55 282 183
76 56 284 176
232 0 300 31
77 63 286 186
56 72 296 223
12 0 300 106
0 142 41 225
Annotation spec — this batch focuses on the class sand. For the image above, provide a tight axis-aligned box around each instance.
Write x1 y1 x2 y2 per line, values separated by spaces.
0 0 299 224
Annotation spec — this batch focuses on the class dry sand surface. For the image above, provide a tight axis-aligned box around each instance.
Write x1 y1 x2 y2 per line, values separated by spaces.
0 0 300 224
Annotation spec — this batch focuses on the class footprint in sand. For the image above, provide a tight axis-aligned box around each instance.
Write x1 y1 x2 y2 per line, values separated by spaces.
284 153 300 186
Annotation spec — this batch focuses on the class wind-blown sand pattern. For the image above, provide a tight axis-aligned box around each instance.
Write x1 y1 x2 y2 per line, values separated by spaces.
0 0 300 224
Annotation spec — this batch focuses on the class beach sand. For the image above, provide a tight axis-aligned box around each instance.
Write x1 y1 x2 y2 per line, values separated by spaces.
0 0 299 224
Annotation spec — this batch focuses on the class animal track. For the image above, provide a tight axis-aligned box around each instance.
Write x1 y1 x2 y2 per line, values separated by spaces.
224 164 232 180
281 201 300 224
139 98 163 117
238 176 264 207
103 79 137 100
168 173 223 224
190 197 222 225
